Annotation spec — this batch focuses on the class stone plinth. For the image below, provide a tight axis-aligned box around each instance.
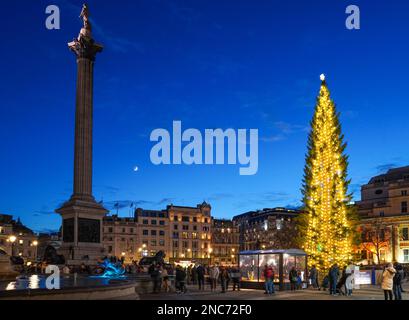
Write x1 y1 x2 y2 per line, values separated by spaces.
57 199 107 266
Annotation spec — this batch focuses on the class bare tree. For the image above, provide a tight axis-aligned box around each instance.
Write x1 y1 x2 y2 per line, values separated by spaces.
360 219 391 265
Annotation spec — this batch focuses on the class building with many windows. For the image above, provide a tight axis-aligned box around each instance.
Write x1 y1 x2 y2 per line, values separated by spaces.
211 219 240 266
103 215 139 263
167 203 212 265
102 202 213 265
134 208 169 261
0 214 38 262
233 208 301 251
356 166 409 264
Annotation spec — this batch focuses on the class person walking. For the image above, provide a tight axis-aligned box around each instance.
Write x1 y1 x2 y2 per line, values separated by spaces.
345 266 354 296
321 275 329 291
167 265 175 292
209 265 220 292
393 262 402 300
382 263 396 300
162 266 170 293
226 267 231 291
186 265 192 286
196 264 206 291
175 265 187 294
263 265 269 294
289 267 298 291
308 265 320 290
231 267 241 291
337 267 347 296
220 267 230 293
192 265 198 285
263 265 275 294
329 264 340 296
149 263 161 294
396 263 405 294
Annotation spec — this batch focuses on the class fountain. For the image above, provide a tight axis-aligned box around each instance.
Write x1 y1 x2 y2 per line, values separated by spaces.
91 259 126 279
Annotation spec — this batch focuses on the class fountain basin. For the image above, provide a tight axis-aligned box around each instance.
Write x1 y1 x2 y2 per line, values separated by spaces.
0 275 139 300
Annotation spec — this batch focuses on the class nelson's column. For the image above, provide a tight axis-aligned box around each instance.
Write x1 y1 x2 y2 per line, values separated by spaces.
56 4 108 265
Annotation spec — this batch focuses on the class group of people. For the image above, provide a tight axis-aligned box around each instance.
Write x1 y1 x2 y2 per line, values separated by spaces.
148 263 242 294
206 265 242 293
148 263 176 293
381 262 405 300
308 264 355 296
308 262 407 300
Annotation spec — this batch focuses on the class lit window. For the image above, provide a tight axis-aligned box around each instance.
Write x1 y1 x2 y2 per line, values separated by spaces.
404 249 409 263
402 228 409 241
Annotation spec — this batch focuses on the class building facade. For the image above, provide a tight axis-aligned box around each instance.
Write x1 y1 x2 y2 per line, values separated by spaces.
0 214 38 263
211 219 240 266
356 166 409 264
103 216 139 263
102 202 214 265
233 208 301 251
167 203 212 265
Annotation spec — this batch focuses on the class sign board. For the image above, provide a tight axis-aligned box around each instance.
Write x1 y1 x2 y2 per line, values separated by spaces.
354 270 372 289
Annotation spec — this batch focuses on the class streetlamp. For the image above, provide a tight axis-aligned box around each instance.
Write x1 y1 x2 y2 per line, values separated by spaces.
32 240 39 262
8 235 17 257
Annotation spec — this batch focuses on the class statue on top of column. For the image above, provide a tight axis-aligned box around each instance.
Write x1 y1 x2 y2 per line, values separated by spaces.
80 4 92 31
69 3 103 60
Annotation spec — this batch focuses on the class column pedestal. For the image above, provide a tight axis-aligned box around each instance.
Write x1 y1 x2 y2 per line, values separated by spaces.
57 199 107 266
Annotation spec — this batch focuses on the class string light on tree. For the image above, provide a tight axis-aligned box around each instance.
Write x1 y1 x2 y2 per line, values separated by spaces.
300 74 353 272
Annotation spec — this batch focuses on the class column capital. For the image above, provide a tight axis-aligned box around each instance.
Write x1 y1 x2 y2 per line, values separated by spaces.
68 33 103 61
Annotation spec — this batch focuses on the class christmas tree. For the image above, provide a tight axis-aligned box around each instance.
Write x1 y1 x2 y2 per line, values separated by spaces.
301 74 353 272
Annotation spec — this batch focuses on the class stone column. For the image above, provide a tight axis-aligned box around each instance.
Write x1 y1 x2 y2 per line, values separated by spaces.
56 7 107 266
68 32 103 202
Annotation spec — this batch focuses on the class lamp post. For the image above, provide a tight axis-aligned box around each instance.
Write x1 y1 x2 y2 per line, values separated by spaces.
231 248 236 265
8 235 17 257
31 240 39 263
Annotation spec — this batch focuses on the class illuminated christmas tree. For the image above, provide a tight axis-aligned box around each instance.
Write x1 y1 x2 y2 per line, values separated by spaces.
301 74 353 272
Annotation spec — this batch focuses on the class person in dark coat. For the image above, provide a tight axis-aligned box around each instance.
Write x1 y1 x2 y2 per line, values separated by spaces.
175 266 187 294
336 267 347 296
230 267 241 291
149 263 161 294
308 265 320 289
329 264 340 296
191 265 198 285
289 267 298 291
196 264 206 290
393 262 403 300
220 267 230 293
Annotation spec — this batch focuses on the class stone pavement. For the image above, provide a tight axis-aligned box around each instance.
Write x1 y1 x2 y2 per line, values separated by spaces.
137 282 409 301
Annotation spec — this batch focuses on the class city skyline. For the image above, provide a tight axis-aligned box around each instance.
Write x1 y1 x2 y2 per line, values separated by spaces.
2 0 409 232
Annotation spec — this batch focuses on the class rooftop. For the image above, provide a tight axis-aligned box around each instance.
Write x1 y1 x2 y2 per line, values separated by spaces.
368 166 409 184
232 207 301 221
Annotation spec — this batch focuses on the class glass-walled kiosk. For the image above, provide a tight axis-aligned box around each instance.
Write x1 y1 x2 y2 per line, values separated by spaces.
239 249 307 290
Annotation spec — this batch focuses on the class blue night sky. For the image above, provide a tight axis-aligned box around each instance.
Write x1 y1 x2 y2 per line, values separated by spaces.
1 0 409 232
